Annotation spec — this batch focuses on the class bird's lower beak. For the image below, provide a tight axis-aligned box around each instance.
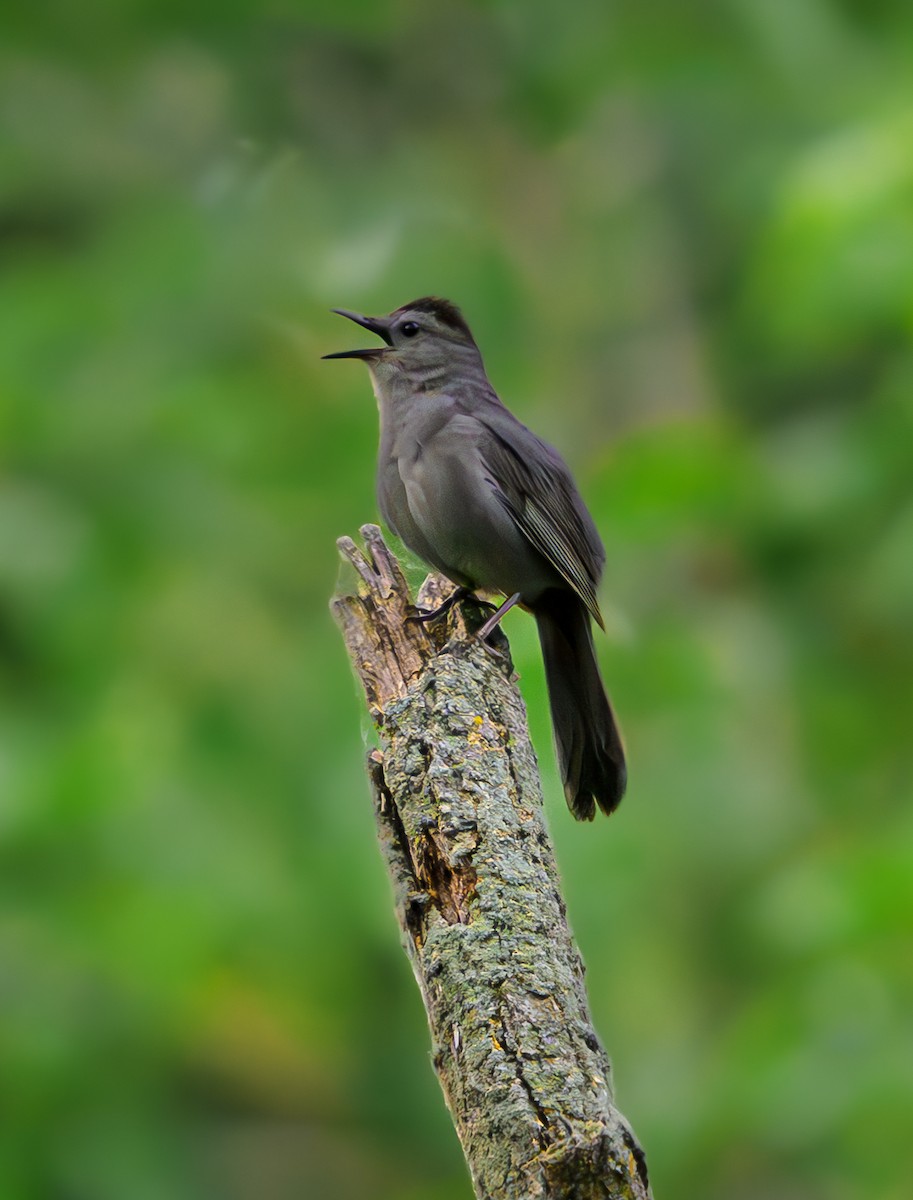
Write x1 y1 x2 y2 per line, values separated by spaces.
322 309 393 359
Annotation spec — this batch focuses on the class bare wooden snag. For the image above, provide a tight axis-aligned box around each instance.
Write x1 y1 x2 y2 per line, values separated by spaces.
332 524 652 1200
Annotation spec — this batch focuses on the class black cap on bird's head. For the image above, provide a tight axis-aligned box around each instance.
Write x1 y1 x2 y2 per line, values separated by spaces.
323 296 477 362
391 297 474 340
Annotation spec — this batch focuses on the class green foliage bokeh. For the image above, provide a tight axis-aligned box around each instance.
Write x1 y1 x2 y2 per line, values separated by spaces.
2 2 912 1198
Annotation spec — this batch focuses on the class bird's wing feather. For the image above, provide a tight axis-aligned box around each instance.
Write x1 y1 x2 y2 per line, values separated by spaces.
479 419 605 628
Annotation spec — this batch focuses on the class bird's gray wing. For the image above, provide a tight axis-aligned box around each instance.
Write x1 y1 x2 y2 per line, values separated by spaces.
478 416 606 628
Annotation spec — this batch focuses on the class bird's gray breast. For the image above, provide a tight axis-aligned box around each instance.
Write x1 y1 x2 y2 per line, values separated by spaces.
382 405 559 600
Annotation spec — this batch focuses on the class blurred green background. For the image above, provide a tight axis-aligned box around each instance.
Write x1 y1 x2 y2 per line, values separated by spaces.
2 2 912 1197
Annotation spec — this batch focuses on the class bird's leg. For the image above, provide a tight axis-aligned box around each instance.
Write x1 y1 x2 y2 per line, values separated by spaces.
475 592 522 643
407 585 473 624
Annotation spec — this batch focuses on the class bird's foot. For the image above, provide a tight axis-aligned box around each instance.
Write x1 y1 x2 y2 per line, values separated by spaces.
406 585 469 624
407 586 496 625
473 592 522 641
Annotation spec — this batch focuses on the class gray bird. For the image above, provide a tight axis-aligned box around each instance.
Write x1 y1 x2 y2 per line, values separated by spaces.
325 297 626 820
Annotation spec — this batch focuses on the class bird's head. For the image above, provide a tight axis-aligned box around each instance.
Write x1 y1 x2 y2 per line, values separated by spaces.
323 297 480 385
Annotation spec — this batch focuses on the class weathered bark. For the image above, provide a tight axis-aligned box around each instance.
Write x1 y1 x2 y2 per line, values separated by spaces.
332 525 652 1200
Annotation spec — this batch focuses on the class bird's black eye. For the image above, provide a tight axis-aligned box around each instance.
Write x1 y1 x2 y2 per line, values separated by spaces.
401 321 420 337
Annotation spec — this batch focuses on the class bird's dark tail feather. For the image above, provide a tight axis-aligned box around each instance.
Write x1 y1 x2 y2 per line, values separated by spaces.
535 591 626 821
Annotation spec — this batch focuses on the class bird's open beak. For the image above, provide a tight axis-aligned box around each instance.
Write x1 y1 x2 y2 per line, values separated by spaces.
322 309 393 359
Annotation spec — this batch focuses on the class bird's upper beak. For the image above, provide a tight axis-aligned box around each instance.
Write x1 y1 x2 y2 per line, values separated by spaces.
322 309 394 359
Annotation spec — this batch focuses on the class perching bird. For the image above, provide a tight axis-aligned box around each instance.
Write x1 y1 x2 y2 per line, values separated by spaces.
324 297 625 820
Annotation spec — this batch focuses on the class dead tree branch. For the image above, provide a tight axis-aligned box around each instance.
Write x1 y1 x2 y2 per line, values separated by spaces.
332 525 651 1200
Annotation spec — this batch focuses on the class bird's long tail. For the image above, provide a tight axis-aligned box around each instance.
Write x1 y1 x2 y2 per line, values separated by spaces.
534 591 626 820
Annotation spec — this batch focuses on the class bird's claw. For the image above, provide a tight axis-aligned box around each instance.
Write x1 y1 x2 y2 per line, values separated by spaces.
406 586 471 625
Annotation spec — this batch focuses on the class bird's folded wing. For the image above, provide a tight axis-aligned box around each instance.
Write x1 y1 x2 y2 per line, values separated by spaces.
480 424 605 628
